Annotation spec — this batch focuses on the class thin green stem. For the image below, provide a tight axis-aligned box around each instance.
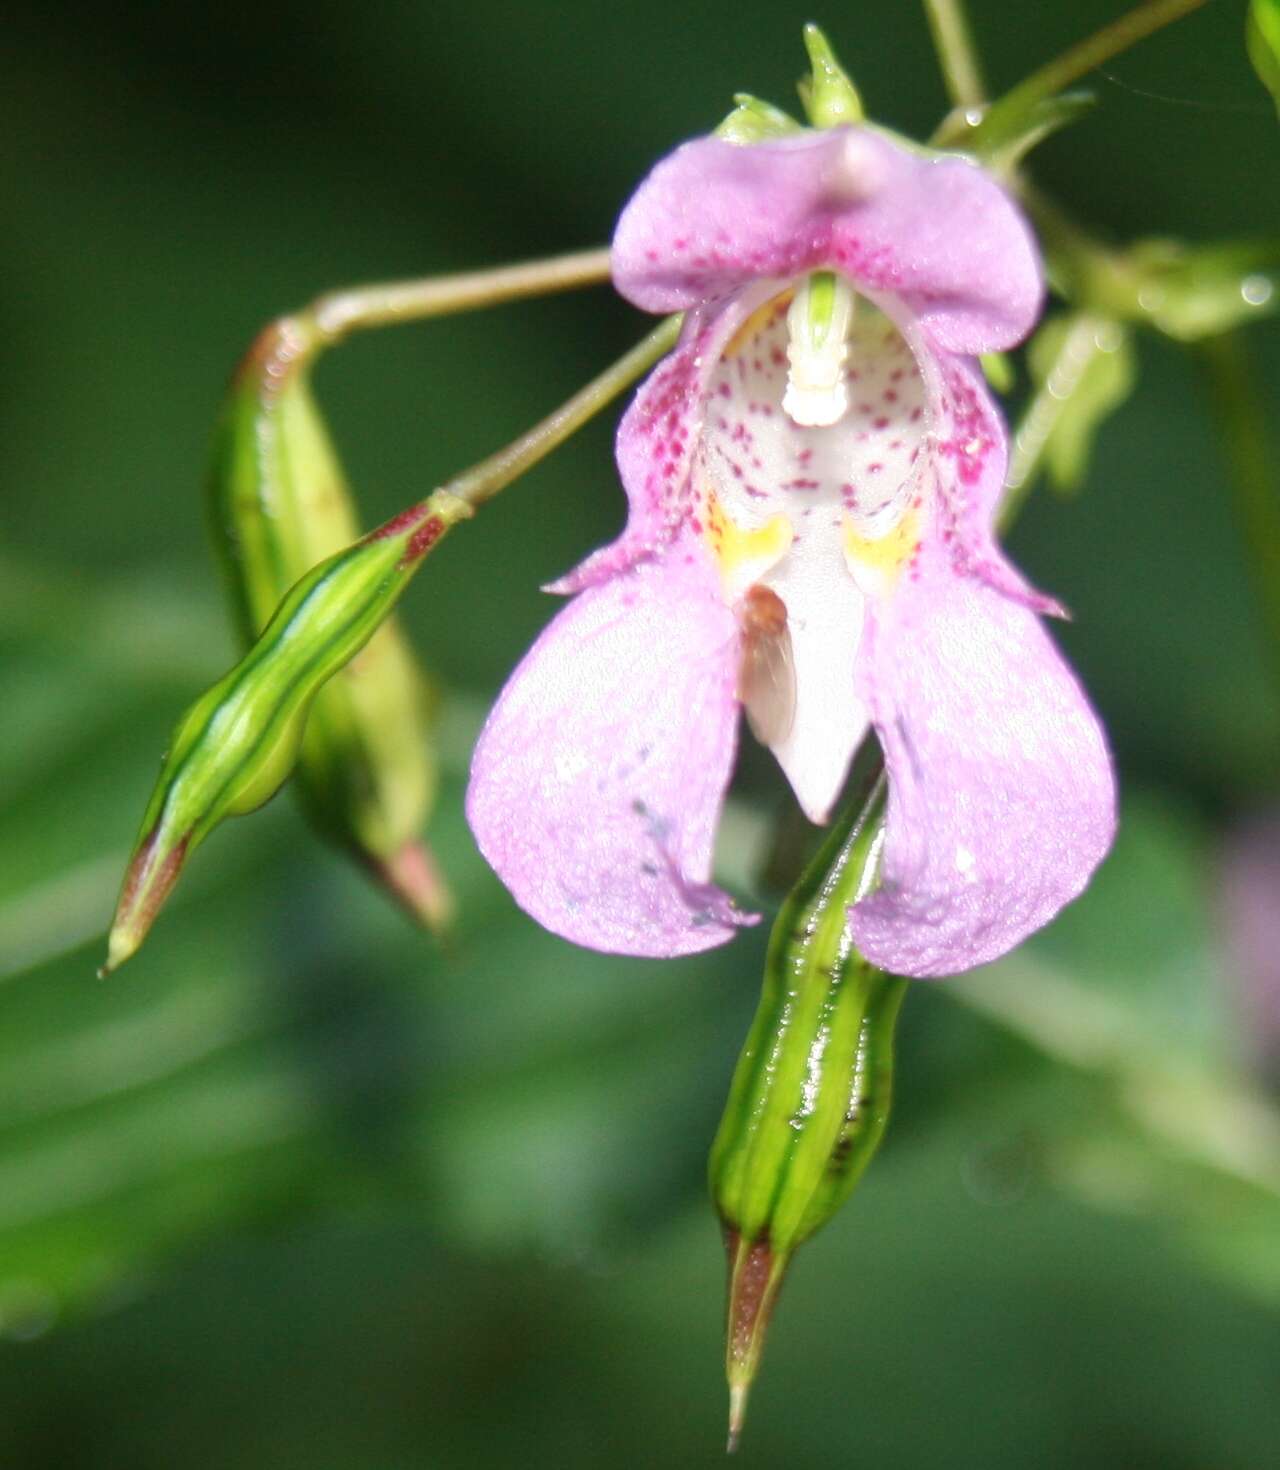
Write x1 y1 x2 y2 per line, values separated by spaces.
922 0 988 110
934 0 1210 145
1198 330 1280 693
308 246 612 343
443 315 681 511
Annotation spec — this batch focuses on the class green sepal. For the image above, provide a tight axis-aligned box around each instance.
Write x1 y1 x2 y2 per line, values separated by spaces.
797 24 864 129
208 318 451 931
964 90 1096 174
716 93 801 145
103 491 471 974
1008 313 1135 496
709 775 905 1445
1248 0 1280 118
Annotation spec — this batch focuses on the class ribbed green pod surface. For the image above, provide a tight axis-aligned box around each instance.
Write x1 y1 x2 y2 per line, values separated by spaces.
708 774 906 1447
207 316 449 929
104 488 470 974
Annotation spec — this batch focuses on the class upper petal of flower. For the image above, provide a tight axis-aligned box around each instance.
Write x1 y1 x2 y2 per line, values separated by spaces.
613 127 1042 354
466 536 756 957
849 561 1116 978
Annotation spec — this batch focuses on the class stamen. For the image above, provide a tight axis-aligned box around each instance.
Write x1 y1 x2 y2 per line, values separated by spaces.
783 272 856 428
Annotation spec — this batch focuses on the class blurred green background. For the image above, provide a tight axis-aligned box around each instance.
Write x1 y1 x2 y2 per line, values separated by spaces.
3 1 1280 1465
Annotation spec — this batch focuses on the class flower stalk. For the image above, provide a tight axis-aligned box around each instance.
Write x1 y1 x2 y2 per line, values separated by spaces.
306 247 611 343
933 0 1211 149
922 0 988 112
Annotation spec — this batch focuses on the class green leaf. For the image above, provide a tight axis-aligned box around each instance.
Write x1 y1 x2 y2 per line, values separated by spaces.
968 90 1097 174
1248 0 1280 117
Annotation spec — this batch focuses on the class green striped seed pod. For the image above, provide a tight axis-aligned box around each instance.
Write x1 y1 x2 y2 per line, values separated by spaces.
708 775 906 1449
209 316 451 932
103 489 471 975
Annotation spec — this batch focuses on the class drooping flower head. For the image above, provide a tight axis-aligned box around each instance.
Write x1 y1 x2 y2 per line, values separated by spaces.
467 113 1115 978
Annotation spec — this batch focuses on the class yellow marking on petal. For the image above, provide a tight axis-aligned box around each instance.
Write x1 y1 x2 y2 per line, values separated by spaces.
842 508 920 597
722 292 794 360
705 488 793 600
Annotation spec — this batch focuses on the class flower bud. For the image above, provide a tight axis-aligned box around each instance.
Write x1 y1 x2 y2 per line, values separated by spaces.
715 93 801 146
797 23 864 129
708 777 906 1449
104 489 470 974
208 315 451 931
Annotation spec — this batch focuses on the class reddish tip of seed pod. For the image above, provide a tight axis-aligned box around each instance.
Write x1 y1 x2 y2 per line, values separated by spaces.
374 839 455 936
101 829 190 976
722 1228 789 1453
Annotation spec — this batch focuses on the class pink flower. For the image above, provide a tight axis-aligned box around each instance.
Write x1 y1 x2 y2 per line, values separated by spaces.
467 126 1115 978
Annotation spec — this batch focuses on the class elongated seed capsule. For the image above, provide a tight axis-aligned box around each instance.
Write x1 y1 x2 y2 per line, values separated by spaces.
103 490 471 975
105 314 683 975
708 774 906 1449
209 316 451 931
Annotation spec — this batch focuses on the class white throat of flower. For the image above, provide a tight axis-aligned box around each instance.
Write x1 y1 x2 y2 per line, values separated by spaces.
782 270 857 428
696 277 927 823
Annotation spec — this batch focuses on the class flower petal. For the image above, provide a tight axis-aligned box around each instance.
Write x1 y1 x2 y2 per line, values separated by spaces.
761 542 869 823
892 332 1064 617
467 540 756 956
550 293 774 594
850 566 1115 977
613 128 1042 354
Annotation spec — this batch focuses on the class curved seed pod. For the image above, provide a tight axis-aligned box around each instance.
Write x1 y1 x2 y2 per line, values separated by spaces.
103 491 470 975
708 775 906 1449
209 316 450 931
106 309 683 976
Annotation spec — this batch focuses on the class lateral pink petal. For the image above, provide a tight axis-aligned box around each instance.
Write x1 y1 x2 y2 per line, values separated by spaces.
909 343 1064 616
850 569 1115 978
550 296 764 594
613 128 1041 354
466 543 756 956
